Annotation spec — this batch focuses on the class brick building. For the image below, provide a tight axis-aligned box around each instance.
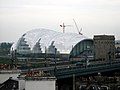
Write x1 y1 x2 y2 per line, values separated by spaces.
93 35 115 61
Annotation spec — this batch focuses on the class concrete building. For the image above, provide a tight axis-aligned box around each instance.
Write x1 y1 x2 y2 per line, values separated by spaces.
93 35 115 61
25 77 56 90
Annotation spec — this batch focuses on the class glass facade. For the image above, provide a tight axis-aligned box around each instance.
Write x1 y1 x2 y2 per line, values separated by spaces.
16 35 31 54
70 39 93 57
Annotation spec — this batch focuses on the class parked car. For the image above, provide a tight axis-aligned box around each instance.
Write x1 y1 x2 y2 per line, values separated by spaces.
75 61 90 67
79 85 87 90
101 85 110 90
86 84 101 90
75 62 84 67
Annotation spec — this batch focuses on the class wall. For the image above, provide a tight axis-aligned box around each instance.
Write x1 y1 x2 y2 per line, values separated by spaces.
25 80 56 90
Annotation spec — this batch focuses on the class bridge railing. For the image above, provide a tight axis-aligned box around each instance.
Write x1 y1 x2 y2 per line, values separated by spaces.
54 59 120 76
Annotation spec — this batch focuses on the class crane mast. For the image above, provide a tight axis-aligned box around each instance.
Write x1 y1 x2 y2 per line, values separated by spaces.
73 19 83 35
60 23 72 33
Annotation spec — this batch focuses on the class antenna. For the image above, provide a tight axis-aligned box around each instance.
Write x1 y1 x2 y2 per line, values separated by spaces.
73 19 83 35
60 23 72 33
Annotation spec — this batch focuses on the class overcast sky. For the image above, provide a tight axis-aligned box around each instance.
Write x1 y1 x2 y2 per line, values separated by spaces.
0 0 120 42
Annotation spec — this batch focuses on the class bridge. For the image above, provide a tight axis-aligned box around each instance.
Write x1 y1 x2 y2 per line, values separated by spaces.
52 60 120 79
20 59 120 79
1 59 120 90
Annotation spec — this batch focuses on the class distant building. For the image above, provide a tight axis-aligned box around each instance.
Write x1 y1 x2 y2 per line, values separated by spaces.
115 40 120 57
93 35 115 61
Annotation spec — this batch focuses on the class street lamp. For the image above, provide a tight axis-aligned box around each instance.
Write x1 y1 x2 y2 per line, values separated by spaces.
11 48 17 69
14 49 17 67
11 48 14 68
85 54 88 68
73 74 75 90
108 51 112 65
44 47 47 67
54 48 57 75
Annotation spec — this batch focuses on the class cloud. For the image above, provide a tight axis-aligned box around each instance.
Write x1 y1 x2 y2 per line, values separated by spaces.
0 0 120 42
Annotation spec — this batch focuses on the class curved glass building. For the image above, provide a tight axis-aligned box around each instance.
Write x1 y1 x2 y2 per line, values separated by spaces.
11 28 93 57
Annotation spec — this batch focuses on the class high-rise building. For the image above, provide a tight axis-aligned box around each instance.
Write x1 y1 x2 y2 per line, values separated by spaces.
93 35 115 61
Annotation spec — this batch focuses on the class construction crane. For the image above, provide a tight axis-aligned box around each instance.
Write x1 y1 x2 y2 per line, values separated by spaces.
60 23 72 33
73 19 83 35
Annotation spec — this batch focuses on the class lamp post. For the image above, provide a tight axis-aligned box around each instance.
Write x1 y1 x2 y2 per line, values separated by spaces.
54 48 57 76
11 48 17 69
45 47 47 67
14 49 17 67
71 45 74 64
11 48 14 68
108 51 112 65
73 74 75 90
85 54 88 68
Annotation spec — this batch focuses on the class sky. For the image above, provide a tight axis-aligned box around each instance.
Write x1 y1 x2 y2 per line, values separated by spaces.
0 0 120 42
